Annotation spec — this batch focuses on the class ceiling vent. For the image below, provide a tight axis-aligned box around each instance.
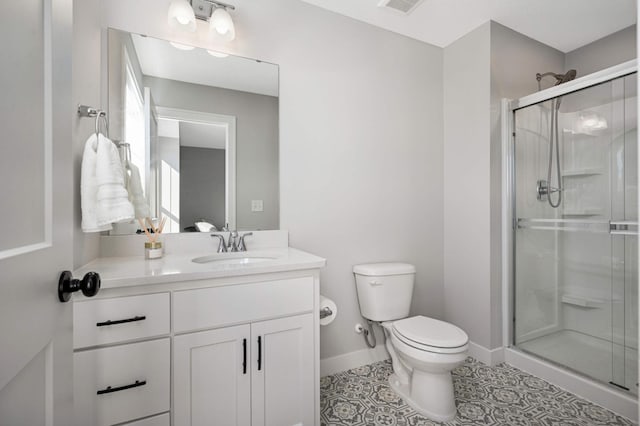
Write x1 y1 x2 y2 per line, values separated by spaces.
377 0 425 15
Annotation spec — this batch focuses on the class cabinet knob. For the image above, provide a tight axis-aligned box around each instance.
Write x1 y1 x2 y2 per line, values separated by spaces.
58 271 101 303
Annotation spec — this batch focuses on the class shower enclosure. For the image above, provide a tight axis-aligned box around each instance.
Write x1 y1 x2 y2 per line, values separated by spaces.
506 61 638 395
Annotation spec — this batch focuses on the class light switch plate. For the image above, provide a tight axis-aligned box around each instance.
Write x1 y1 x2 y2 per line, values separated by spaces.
251 200 264 212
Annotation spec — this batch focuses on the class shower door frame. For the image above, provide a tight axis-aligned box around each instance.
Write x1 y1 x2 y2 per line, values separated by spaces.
500 60 638 416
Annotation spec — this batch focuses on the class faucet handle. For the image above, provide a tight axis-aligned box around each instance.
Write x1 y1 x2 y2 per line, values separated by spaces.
210 234 227 253
238 232 253 252
228 230 239 252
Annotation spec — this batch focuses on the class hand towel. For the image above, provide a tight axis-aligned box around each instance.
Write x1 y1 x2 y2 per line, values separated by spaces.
126 163 150 219
95 134 135 227
81 134 112 232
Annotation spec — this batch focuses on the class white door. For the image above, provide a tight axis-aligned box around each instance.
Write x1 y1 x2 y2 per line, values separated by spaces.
251 314 315 426
0 0 75 425
173 324 251 426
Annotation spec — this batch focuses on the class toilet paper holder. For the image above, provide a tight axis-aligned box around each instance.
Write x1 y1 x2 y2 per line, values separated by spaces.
319 306 333 319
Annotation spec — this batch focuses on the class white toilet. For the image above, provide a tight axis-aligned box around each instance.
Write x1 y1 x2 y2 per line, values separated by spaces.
353 262 468 422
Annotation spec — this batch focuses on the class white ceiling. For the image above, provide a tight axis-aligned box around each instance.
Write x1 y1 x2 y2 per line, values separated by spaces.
132 34 279 97
301 0 636 52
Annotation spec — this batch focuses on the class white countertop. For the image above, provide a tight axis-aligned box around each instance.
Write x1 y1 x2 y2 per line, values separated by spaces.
74 248 326 289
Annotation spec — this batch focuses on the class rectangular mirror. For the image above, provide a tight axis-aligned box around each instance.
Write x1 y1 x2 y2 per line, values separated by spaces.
107 28 279 233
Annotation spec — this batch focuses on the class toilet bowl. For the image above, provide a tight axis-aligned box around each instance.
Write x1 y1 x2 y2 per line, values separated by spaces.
382 316 468 422
353 263 468 422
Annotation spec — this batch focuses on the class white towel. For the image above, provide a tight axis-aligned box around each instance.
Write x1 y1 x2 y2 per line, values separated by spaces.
81 134 112 232
94 134 135 227
126 163 150 219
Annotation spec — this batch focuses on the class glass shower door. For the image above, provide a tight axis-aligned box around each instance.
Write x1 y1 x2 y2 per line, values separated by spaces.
513 72 638 394
610 74 637 392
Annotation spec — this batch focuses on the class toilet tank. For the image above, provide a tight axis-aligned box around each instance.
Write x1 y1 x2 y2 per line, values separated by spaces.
353 263 416 322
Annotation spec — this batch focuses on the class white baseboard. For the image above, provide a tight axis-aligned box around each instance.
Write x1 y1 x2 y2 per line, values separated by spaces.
320 340 506 377
320 345 390 377
467 341 504 366
505 347 638 422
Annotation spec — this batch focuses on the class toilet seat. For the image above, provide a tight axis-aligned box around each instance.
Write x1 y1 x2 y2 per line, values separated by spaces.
392 316 468 354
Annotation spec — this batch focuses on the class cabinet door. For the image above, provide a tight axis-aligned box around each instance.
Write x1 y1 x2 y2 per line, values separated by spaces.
174 324 251 426
251 314 315 426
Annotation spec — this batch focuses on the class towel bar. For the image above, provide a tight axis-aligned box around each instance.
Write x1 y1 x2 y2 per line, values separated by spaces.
78 104 109 139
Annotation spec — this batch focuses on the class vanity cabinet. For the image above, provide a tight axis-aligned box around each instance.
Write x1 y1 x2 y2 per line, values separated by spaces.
73 269 321 426
173 314 314 426
251 314 314 426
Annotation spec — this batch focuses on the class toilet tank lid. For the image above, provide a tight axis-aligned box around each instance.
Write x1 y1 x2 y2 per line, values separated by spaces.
353 262 415 276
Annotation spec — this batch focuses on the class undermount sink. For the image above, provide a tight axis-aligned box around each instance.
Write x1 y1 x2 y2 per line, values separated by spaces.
192 254 278 265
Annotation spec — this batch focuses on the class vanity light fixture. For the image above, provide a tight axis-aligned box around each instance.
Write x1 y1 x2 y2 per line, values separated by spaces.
209 6 235 41
168 0 197 32
167 0 236 42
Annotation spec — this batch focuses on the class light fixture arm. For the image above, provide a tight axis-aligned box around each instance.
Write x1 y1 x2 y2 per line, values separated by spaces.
201 0 235 11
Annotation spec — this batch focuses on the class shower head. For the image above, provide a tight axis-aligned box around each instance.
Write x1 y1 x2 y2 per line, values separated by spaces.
536 69 578 92
556 69 577 85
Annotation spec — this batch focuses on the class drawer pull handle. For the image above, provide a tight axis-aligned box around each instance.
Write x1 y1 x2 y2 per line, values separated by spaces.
242 338 247 374
97 379 146 395
96 315 146 327
257 336 262 371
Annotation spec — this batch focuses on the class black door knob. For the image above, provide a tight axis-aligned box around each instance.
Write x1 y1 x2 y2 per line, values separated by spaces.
58 271 101 303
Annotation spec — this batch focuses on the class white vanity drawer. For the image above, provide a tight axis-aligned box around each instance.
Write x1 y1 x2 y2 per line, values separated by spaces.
74 293 169 349
74 338 170 426
173 276 314 332
120 412 170 426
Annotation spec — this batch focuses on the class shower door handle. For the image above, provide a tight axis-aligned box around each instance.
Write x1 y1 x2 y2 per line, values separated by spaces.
610 221 638 236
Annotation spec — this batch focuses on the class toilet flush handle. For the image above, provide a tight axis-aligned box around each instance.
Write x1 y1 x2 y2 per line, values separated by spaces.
369 280 383 286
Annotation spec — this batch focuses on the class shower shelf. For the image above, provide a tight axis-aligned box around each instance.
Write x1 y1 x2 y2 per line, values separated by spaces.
561 295 603 309
561 168 604 177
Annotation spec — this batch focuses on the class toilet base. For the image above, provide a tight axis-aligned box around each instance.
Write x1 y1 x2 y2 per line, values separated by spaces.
388 372 457 422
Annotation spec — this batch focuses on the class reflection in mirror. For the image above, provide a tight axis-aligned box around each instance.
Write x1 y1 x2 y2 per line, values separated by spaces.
107 28 279 234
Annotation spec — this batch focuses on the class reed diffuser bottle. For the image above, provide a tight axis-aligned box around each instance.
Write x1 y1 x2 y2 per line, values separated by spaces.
139 216 166 259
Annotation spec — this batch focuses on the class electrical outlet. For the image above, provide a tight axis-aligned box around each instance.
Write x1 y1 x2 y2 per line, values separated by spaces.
251 200 264 212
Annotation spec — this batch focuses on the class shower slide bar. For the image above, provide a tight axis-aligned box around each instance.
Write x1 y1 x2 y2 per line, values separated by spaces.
517 218 638 235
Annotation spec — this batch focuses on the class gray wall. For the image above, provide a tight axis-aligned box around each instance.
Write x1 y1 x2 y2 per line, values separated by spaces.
443 22 493 349
443 22 566 350
144 76 279 231
565 25 636 77
72 0 102 267
180 147 226 230
104 0 445 359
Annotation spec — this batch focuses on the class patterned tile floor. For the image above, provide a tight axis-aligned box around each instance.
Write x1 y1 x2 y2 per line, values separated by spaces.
320 358 635 425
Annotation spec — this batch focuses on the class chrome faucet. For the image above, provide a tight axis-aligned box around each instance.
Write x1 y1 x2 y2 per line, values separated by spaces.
228 230 239 252
213 231 252 253
238 232 253 252
210 234 227 253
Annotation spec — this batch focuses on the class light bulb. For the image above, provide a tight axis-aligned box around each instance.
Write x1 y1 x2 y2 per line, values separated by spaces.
168 0 196 33
209 8 235 42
